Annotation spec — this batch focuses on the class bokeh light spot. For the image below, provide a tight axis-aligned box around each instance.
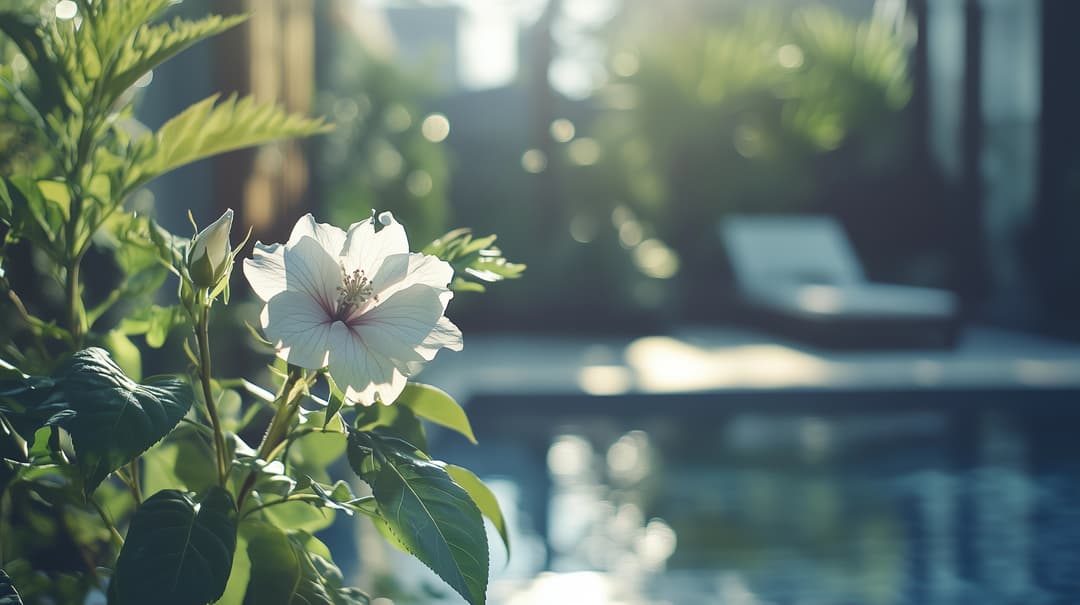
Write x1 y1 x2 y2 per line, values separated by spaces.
778 43 805 69
612 51 640 77
384 104 411 132
633 239 680 279
521 148 547 173
406 170 433 197
550 118 576 143
421 113 450 142
618 220 644 248
568 137 601 166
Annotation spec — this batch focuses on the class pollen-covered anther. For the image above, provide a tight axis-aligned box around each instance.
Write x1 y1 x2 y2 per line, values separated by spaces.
337 264 375 308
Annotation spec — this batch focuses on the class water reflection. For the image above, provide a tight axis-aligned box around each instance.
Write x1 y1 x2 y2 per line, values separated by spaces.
432 405 1080 604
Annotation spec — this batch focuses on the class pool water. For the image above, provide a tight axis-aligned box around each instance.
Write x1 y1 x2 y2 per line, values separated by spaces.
432 403 1080 605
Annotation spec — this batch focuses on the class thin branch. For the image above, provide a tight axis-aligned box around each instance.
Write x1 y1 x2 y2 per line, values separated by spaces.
89 496 124 549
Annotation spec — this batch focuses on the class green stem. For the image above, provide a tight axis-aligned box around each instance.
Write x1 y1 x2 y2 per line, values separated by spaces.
126 459 142 506
236 369 306 510
65 257 84 349
90 496 124 550
196 298 229 488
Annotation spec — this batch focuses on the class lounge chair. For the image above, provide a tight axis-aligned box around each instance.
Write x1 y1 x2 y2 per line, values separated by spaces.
720 215 960 348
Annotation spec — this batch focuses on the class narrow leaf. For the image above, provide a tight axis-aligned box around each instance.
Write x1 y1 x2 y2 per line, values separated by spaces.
347 430 488 605
109 487 238 605
395 383 476 444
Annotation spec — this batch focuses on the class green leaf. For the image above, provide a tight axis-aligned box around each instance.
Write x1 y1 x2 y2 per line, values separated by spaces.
125 94 330 193
242 523 333 605
395 383 476 445
118 305 187 348
310 554 370 605
347 430 489 605
354 402 427 452
216 527 251 605
422 230 524 292
80 0 174 67
308 480 361 516
102 330 142 381
444 465 510 558
0 12 65 116
288 411 347 483
0 568 23 605
0 177 66 251
109 487 238 605
260 499 335 534
106 15 248 105
0 348 193 494
230 457 295 500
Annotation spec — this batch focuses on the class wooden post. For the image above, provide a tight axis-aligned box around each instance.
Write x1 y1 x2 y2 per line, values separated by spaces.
213 0 318 243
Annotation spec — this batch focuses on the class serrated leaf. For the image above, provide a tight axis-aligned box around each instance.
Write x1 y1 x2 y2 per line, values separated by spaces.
0 348 192 494
109 487 238 605
423 229 524 292
80 0 174 67
243 523 333 605
0 568 23 605
106 15 247 105
347 430 488 605
444 465 510 558
395 383 475 445
125 94 330 193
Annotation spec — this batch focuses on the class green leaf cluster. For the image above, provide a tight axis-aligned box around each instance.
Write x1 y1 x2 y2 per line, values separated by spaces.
423 229 526 293
0 2 514 604
0 0 327 357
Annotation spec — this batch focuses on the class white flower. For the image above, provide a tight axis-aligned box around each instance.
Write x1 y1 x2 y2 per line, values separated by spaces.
189 209 234 288
243 212 462 405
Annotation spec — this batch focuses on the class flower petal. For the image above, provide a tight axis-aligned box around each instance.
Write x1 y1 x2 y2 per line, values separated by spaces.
373 253 454 302
283 236 341 313
243 242 286 301
342 212 410 277
262 290 333 369
287 213 347 256
327 321 407 406
405 316 463 375
355 283 459 366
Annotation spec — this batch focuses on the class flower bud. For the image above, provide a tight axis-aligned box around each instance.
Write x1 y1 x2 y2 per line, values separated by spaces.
188 209 234 288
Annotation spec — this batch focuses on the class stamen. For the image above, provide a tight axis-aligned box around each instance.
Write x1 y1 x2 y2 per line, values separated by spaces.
336 263 376 315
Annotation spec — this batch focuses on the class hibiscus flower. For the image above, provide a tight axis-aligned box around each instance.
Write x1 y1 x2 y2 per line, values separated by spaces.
243 212 462 405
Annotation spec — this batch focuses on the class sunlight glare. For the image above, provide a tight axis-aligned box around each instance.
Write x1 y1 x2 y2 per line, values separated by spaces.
55 0 77 20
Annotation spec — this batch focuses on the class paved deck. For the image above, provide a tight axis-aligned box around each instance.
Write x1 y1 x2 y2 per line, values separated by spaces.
419 326 1080 402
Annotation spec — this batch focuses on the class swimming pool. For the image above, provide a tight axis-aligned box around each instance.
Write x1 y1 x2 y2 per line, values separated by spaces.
428 388 1080 604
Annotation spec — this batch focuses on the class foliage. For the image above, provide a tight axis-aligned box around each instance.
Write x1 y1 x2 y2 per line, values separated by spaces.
0 3 519 605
